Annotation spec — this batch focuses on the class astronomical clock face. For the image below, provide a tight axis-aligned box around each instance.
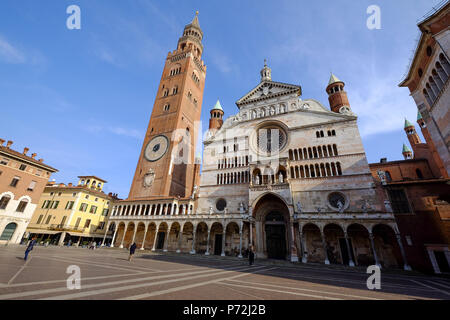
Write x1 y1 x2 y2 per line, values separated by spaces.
144 135 169 162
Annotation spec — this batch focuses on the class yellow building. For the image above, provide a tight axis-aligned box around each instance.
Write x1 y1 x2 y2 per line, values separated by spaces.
26 176 119 246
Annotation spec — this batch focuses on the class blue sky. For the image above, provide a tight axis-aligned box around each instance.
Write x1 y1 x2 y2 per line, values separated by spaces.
0 0 443 198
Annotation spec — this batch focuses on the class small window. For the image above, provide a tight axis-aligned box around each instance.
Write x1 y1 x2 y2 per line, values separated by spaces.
90 206 97 214
0 158 8 165
84 219 91 228
51 201 59 209
45 215 52 224
85 195 89 199
416 169 423 179
388 189 410 213
418 68 423 77
36 169 43 176
36 215 43 224
102 208 109 216
16 200 28 212
65 201 75 210
19 164 27 171
79 203 88 212
0 195 11 210
164 104 170 111
10 177 20 187
426 46 432 57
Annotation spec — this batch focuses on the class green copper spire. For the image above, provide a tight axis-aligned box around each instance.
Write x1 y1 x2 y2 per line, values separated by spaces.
328 73 341 85
212 99 223 111
402 143 412 153
404 118 414 128
417 110 423 121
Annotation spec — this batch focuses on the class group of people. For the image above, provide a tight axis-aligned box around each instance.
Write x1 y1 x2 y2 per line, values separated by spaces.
23 238 255 265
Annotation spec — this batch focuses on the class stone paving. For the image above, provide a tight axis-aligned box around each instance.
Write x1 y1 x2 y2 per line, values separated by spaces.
0 245 449 300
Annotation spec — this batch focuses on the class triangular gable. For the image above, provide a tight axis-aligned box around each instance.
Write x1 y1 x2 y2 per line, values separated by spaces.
236 80 301 108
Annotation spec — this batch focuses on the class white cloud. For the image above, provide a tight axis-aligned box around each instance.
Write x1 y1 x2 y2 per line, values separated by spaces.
84 125 143 139
0 35 26 64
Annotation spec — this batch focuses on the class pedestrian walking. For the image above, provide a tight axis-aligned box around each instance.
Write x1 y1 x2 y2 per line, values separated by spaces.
128 242 137 261
248 245 255 266
24 237 37 261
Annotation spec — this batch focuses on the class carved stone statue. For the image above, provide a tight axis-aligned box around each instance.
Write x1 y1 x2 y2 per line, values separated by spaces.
279 172 284 183
209 206 214 215
255 175 260 185
143 169 155 188
191 185 198 200
239 203 245 215
361 200 371 213
337 200 344 213
384 200 393 213
296 201 302 213
377 170 387 185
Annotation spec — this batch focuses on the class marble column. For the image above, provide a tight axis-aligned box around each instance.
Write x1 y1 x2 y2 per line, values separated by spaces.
290 222 299 262
396 234 412 271
344 231 355 267
163 227 170 252
205 230 211 255
238 223 243 258
110 225 118 248
140 225 148 250
58 232 66 246
320 230 330 265
101 223 110 246
190 225 197 254
151 225 159 251
369 232 381 268
119 225 127 248
221 229 226 256
130 226 137 245
298 228 307 263
177 229 183 253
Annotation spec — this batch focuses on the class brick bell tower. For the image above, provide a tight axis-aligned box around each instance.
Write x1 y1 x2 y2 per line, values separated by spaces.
326 73 351 113
128 12 206 200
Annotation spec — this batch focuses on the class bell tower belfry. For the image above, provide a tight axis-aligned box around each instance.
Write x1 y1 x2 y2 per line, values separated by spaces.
128 12 206 200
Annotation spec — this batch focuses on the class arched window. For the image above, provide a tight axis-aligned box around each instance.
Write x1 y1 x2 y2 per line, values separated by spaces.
423 89 433 106
164 104 170 111
0 195 11 210
332 130 336 136
16 199 29 213
336 162 342 175
172 86 178 95
439 53 450 75
432 69 444 89
333 144 338 156
0 223 17 241
416 169 423 179
385 171 392 182
316 131 320 138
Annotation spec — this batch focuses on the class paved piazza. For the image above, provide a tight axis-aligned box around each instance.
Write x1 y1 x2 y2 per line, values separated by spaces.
0 246 449 300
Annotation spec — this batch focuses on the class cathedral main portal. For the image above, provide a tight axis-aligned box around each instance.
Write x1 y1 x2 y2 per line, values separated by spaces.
265 212 287 259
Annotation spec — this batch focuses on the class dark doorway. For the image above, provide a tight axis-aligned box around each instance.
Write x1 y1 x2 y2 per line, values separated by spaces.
434 251 450 273
156 232 165 250
265 224 287 259
214 234 222 255
339 238 355 265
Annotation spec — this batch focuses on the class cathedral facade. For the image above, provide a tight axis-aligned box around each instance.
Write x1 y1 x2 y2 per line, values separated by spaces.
105 13 411 270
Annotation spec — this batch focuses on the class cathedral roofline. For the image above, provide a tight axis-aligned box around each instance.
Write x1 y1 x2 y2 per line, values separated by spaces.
235 80 302 108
